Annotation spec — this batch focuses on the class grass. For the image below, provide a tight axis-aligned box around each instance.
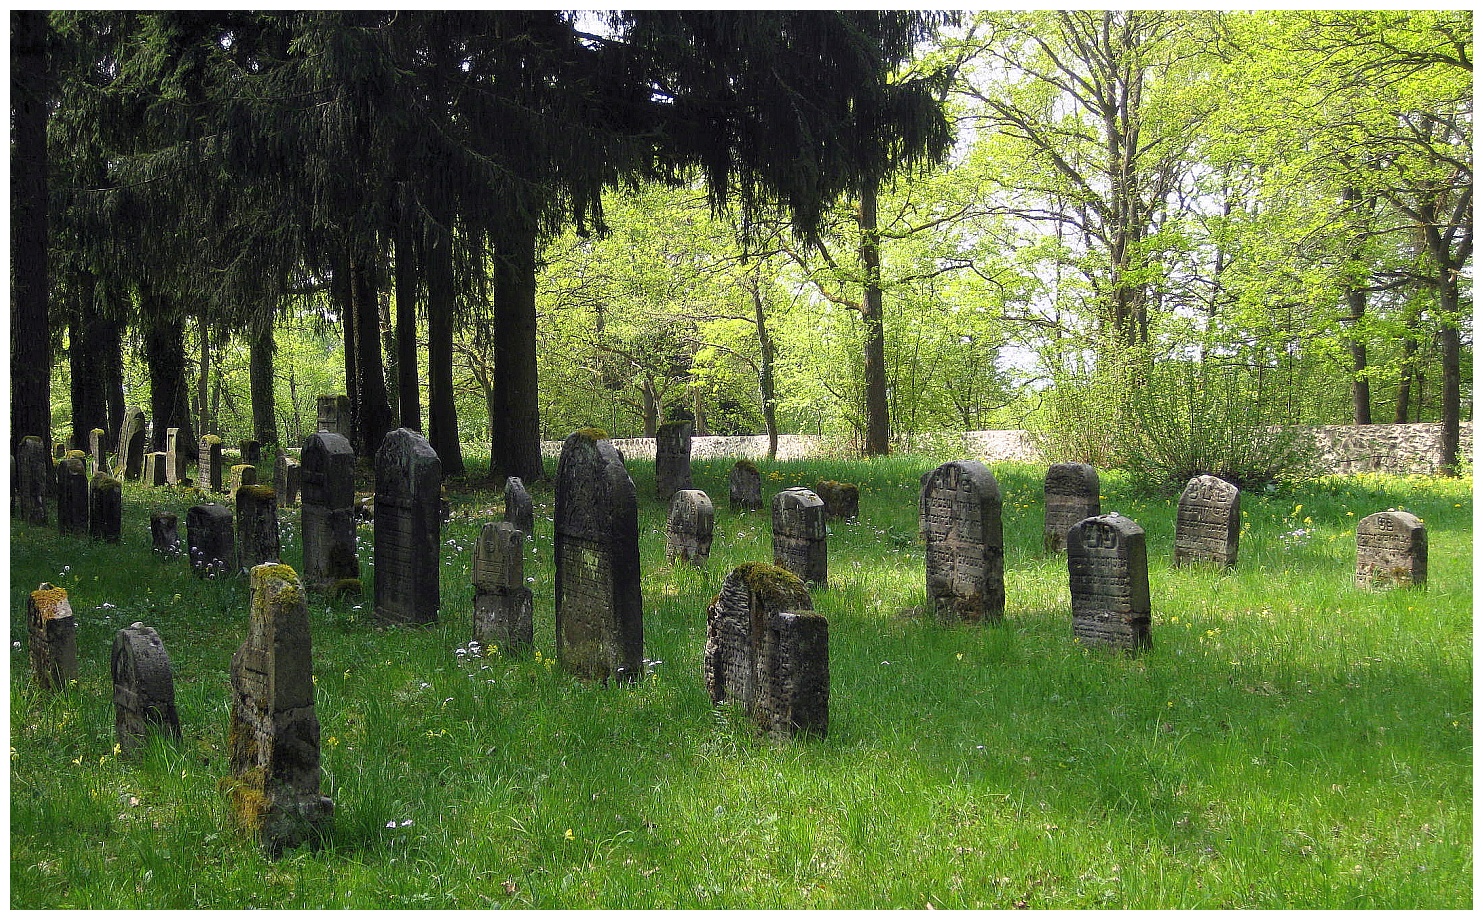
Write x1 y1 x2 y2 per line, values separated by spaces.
9 450 1472 908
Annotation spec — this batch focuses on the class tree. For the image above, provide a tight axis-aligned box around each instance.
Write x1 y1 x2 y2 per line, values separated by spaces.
12 11 53 451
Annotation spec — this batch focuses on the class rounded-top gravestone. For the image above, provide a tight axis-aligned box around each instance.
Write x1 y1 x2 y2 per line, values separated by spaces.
373 428 443 625
112 623 181 753
1067 513 1151 651
920 460 1004 624
1043 462 1099 553
1173 474 1240 568
1355 510 1427 589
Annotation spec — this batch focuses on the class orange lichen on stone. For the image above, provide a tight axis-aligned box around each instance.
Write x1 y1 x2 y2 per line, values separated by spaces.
30 585 72 619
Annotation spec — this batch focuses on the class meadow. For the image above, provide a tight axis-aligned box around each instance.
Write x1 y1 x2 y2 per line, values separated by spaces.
8 451 1472 908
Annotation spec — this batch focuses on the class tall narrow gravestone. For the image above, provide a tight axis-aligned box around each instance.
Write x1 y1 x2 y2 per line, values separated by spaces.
1067 513 1151 651
56 457 90 537
301 432 360 594
729 460 763 512
503 476 534 537
151 511 181 557
1044 463 1100 553
90 473 122 542
237 484 282 572
772 487 828 588
666 489 715 566
274 452 301 507
89 427 110 476
112 623 181 753
144 451 169 486
317 395 352 440
164 427 186 485
472 522 534 652
28 583 78 690
554 429 643 682
920 460 1004 624
17 435 50 525
117 407 147 481
186 503 235 576
1173 475 1241 568
199 435 224 493
654 421 694 503
227 564 334 856
705 564 829 740
1355 511 1427 590
373 428 443 625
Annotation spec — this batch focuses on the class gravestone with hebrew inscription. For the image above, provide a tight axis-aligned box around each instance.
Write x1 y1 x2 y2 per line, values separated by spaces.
1355 511 1427 589
554 429 643 682
117 408 147 481
772 487 828 588
1173 475 1241 568
56 457 90 537
729 460 763 512
89 428 110 476
112 623 181 753
199 435 224 493
186 504 235 576
301 432 360 594
654 421 693 503
28 583 77 690
90 472 122 542
317 395 352 440
920 460 1004 624
1043 462 1100 553
373 428 443 625
237 484 282 572
274 452 301 506
151 511 181 557
503 476 534 537
1067 513 1151 651
666 489 715 566
17 435 50 525
472 521 534 651
816 480 860 521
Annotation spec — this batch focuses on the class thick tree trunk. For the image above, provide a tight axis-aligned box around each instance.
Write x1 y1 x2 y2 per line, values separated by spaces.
749 271 780 460
197 314 213 436
424 217 463 474
1438 285 1461 476
1346 285 1371 425
394 228 420 430
692 388 708 436
490 222 544 481
68 274 110 450
641 380 659 438
11 10 51 453
142 302 194 460
332 245 360 442
858 181 891 456
249 316 278 448
382 291 400 426
352 249 394 458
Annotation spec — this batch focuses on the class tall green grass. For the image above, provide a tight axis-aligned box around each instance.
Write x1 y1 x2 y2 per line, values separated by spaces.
9 453 1472 908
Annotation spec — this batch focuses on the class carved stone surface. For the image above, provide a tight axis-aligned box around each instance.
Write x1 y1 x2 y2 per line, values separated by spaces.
116 407 147 481
705 562 811 712
757 610 830 740
665 489 715 566
816 480 859 520
274 452 301 507
655 421 694 503
90 473 122 543
503 476 534 537
164 427 188 485
240 439 262 466
728 460 763 512
301 432 360 594
227 564 333 856
56 457 90 537
199 435 224 493
1067 513 1151 651
554 429 643 682
920 460 1004 624
28 583 77 690
237 484 282 572
1043 463 1099 554
152 511 181 558
230 463 257 496
1356 511 1427 590
771 487 827 588
17 435 50 525
472 522 533 651
144 451 169 486
1173 475 1240 568
89 427 110 476
186 503 235 576
317 395 352 440
373 428 443 625
112 623 181 753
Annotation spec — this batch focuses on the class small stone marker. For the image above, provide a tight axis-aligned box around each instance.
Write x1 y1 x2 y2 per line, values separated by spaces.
373 428 443 625
56 457 90 537
654 421 694 502
920 460 1004 624
151 510 182 557
28 583 78 690
772 487 828 587
816 479 860 521
240 438 262 466
90 472 122 542
317 395 352 440
230 463 257 496
237 484 282 572
164 427 187 485
199 435 224 493
1173 475 1241 568
274 451 301 507
503 476 534 537
144 451 168 486
472 521 534 652
554 429 643 682
1043 462 1100 553
666 489 715 565
17 435 50 525
301 432 360 594
728 460 763 512
89 427 110 475
112 623 181 753
117 407 147 480
1355 511 1427 589
186 503 235 576
227 564 334 856
53 440 66 459
1067 513 1151 651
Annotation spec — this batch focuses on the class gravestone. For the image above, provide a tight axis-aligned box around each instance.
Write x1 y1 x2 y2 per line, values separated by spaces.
53 440 67 460
151 511 181 557
240 438 262 466
230 463 257 496
274 452 301 507
116 407 147 481
227 564 334 856
237 484 282 572
472 521 534 652
654 421 694 502
503 476 534 537
301 432 360 594
1067 513 1151 651
28 583 77 690
554 429 643 682
186 503 235 576
199 435 224 493
728 460 763 512
164 427 187 485
920 460 1004 624
1043 462 1100 553
112 623 181 753
317 395 352 439
704 563 829 740
1355 511 1427 590
144 451 169 486
665 489 715 565
90 473 122 543
771 487 828 587
1173 475 1241 568
816 480 860 521
373 428 443 625
89 427 110 475
17 435 51 525
56 457 90 538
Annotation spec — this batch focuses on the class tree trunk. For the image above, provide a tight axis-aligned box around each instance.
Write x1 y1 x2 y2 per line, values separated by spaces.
1346 284 1371 425
394 227 420 430
332 245 360 443
749 270 780 460
142 300 194 460
382 290 400 427
249 315 278 448
11 9 51 453
1438 286 1461 476
68 273 110 449
692 387 708 436
352 248 394 458
641 380 659 437
424 215 464 474
858 180 891 456
197 313 213 436
490 221 544 481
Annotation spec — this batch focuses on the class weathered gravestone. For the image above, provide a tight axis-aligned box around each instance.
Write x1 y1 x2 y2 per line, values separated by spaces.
151 510 181 557
728 460 763 512
112 623 181 753
816 480 860 521
164 427 188 485
503 476 534 537
17 435 51 525
920 460 1004 624
237 484 282 572
186 504 235 576
373 428 443 625
274 452 301 507
705 563 829 740
144 451 169 486
54 441 66 459
1355 511 1427 590
28 583 78 690
300 432 360 594
317 395 352 440
472 522 533 652
230 463 257 496
89 473 122 543
56 457 90 537
772 487 828 588
240 439 262 466
665 489 715 566
227 564 334 856
554 429 643 682
1173 475 1241 568
1067 513 1151 651
1043 462 1100 553
199 435 224 493
116 407 147 481
89 427 110 476
654 421 694 503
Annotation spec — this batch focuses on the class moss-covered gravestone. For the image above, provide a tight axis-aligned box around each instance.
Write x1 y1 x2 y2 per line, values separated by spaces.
920 460 1004 624
17 435 50 525
199 435 224 493
186 503 235 576
301 432 360 595
56 457 90 538
728 460 763 512
1356 511 1427 590
1043 462 1099 554
90 472 122 543
472 521 533 652
28 583 77 690
116 407 147 481
112 623 181 753
503 476 534 537
1173 475 1240 568
815 479 859 521
237 484 282 572
229 463 257 497
655 420 694 503
1067 513 1151 651
666 489 715 566
373 428 443 625
152 510 181 557
772 487 828 588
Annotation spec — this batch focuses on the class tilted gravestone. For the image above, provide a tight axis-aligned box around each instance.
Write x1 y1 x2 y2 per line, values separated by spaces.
199 435 224 493
186 503 235 576
17 435 51 525
1043 462 1100 553
90 473 122 543
227 564 334 856
116 407 147 481
728 460 763 512
816 480 860 521
237 484 282 572
144 451 169 486
373 428 443 625
920 460 1004 624
274 452 301 507
164 427 187 485
772 487 828 588
230 463 257 497
654 421 694 503
1173 475 1241 568
301 432 360 594
666 489 715 566
1067 513 1151 651
151 511 181 557
1355 511 1427 590
317 395 352 440
56 457 90 538
705 563 829 740
472 521 533 652
112 623 181 753
89 427 110 476
240 438 262 466
503 476 534 537
554 429 643 682
28 583 78 690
